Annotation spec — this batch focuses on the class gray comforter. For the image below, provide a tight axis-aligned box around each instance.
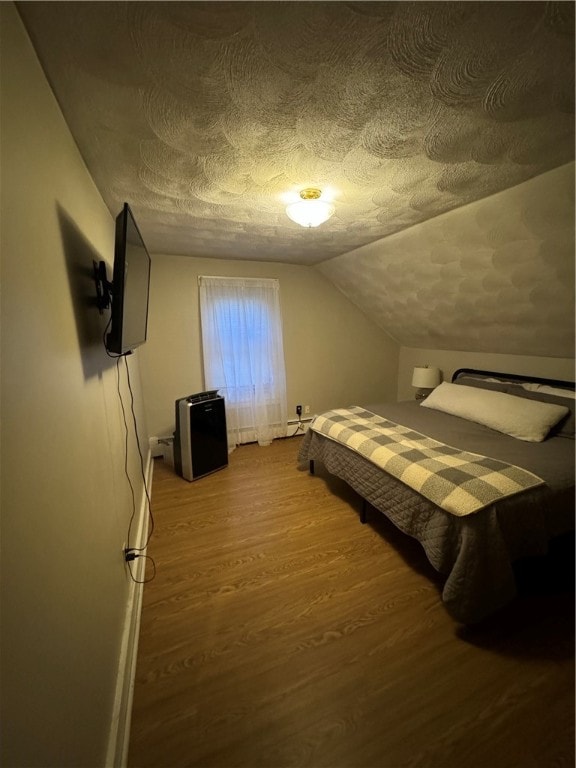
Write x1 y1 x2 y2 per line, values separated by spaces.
298 400 575 623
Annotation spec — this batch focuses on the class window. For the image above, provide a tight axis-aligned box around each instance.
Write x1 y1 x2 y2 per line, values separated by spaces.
199 276 288 449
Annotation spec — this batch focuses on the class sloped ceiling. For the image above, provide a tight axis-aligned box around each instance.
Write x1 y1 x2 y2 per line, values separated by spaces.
319 163 575 358
17 1 574 267
16 1 575 358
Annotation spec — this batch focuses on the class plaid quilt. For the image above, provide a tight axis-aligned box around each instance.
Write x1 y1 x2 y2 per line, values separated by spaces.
310 407 544 516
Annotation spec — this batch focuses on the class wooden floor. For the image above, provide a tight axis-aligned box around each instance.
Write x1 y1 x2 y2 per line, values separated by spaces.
128 436 574 768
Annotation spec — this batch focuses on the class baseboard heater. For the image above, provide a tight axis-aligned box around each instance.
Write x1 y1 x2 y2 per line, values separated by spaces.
287 417 314 433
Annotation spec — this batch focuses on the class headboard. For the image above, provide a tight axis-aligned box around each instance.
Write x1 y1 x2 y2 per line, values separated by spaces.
451 368 575 390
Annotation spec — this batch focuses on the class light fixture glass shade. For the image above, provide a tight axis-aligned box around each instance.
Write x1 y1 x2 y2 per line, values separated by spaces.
286 188 335 228
412 366 441 389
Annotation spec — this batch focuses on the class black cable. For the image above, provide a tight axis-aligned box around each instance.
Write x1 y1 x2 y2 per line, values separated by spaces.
101 304 156 581
289 420 305 437
118 358 156 581
102 313 121 358
116 356 138 539
125 554 156 584
107 340 156 583
124 355 155 548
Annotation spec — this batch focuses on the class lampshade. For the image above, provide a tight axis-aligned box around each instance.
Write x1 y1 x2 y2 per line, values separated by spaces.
286 188 335 228
412 366 441 389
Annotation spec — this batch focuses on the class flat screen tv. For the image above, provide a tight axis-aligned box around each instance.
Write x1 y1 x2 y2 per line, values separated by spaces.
104 203 151 356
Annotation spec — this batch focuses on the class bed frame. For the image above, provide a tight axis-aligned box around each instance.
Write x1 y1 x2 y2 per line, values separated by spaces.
451 367 574 388
301 369 574 621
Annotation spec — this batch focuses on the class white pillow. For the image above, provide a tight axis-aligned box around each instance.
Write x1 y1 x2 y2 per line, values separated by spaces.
521 383 576 399
421 381 569 442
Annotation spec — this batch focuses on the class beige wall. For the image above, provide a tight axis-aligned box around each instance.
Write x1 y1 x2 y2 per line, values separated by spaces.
398 347 575 401
1 6 149 766
139 255 399 437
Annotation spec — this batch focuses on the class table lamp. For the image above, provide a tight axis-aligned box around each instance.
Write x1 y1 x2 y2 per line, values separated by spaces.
412 366 441 400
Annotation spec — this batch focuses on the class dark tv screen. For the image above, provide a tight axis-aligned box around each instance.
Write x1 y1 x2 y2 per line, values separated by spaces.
107 203 151 355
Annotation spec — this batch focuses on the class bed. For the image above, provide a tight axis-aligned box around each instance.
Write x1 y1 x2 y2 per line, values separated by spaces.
297 369 575 623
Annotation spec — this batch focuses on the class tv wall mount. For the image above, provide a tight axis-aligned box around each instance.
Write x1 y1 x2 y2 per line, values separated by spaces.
93 260 112 313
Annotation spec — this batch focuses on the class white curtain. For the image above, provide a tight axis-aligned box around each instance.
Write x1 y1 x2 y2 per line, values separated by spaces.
199 276 288 450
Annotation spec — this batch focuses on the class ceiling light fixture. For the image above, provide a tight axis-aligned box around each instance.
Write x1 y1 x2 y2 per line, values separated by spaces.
285 188 335 228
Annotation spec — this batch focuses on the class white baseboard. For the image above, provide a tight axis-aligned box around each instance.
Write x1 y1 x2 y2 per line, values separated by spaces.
106 447 153 767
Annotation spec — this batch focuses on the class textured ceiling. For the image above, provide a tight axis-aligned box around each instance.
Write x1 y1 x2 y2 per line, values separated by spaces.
18 1 575 266
319 163 575 358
